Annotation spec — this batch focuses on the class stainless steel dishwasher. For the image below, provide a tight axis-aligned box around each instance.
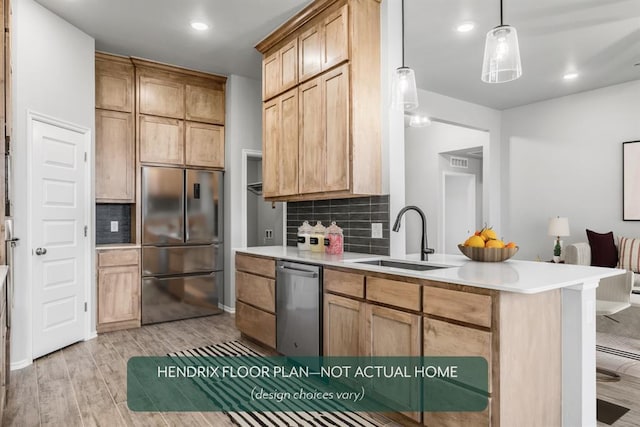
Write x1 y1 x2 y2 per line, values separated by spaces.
276 260 322 357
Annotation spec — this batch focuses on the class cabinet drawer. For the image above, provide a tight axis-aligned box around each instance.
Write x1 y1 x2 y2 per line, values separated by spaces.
98 249 140 267
235 253 275 278
236 271 275 313
236 301 276 348
423 286 492 328
423 397 491 427
366 277 421 311
324 268 364 298
424 318 492 392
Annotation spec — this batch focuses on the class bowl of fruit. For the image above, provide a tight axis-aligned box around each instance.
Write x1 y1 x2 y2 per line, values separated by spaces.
458 227 518 262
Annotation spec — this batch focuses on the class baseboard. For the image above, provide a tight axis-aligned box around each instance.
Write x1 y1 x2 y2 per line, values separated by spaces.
219 303 236 314
11 359 32 371
86 330 98 340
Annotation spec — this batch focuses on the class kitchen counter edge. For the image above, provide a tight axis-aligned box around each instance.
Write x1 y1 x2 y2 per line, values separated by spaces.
234 246 623 294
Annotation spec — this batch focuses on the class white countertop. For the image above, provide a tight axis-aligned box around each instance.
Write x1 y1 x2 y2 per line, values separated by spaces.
96 243 141 250
234 246 623 294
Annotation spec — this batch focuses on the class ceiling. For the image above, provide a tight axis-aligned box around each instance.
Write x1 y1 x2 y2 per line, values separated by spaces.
36 0 640 110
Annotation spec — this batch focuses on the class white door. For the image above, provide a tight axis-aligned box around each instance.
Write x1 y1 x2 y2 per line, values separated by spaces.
31 118 88 359
443 173 476 254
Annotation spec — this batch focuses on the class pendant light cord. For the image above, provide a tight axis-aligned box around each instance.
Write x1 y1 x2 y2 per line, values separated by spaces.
401 0 405 67
500 0 504 26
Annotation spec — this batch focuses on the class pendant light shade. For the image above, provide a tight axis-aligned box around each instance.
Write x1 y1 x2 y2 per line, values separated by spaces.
481 0 522 83
391 0 419 111
392 67 419 110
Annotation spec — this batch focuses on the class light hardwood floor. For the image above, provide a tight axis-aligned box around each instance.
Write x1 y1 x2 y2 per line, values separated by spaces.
2 314 638 426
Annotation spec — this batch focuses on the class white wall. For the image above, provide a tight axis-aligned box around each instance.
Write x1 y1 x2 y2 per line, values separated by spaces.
405 121 488 254
224 75 262 311
12 0 95 367
502 80 640 260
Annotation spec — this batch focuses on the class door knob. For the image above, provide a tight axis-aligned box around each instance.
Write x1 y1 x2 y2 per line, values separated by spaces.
35 247 47 256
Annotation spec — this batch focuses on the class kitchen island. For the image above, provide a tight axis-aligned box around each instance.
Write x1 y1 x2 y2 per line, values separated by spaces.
234 246 621 427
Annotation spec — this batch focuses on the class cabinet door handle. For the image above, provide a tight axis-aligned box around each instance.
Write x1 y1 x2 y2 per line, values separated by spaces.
35 247 47 256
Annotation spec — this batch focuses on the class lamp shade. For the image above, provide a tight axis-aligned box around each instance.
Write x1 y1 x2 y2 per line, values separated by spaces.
481 25 522 83
548 217 570 237
391 67 419 111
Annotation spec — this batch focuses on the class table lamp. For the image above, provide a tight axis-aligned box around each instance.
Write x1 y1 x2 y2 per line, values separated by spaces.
548 216 570 263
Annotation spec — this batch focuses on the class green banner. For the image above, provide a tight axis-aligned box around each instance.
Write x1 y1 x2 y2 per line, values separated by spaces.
127 356 488 413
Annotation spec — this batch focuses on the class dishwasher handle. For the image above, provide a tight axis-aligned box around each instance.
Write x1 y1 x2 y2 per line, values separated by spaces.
278 265 318 278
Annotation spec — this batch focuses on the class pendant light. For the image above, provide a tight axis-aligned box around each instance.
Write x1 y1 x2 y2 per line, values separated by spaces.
391 0 418 110
481 0 522 83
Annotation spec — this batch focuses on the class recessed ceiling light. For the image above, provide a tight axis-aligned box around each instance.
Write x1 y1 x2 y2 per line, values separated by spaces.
563 72 579 81
191 22 209 31
456 22 475 33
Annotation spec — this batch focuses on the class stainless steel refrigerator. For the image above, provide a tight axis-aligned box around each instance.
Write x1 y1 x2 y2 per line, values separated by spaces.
141 166 224 324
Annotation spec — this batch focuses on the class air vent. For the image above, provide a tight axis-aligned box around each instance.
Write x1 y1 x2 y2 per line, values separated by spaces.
450 156 468 168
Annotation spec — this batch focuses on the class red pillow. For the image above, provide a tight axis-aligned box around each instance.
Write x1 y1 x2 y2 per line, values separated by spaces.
586 229 618 268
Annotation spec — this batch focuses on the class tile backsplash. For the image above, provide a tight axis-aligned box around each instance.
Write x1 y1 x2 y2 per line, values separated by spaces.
286 195 390 255
96 204 132 244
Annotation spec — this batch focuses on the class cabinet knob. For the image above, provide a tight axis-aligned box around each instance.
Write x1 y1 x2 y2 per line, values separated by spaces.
35 247 47 256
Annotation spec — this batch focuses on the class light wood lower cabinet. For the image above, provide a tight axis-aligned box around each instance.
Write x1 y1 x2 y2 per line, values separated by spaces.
364 304 422 423
97 248 141 333
323 293 363 356
236 301 276 348
423 317 492 427
235 254 277 348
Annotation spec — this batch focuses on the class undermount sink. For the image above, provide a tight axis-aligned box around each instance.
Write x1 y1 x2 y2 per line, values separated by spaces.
353 259 446 271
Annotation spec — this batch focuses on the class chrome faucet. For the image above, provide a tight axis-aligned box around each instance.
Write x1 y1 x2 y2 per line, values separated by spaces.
392 206 435 261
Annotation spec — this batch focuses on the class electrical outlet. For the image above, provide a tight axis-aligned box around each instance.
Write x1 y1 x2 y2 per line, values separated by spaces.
110 221 119 233
371 223 383 239
265 229 273 239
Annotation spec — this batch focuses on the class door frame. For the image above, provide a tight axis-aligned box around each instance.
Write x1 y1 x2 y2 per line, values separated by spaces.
440 171 476 253
240 148 287 247
25 110 93 362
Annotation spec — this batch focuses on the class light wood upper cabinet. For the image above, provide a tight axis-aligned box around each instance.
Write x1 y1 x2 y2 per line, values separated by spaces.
262 40 298 101
256 0 380 200
133 60 226 169
280 40 298 92
139 115 184 165
139 74 185 119
185 122 224 169
321 4 349 71
95 109 135 202
262 51 281 101
324 293 364 356
299 64 349 195
322 64 349 192
95 54 134 112
298 76 323 194
299 24 322 81
185 82 225 125
263 88 298 198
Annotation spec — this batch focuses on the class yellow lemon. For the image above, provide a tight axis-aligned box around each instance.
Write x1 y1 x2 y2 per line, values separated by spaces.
481 228 498 241
467 235 486 248
486 239 505 248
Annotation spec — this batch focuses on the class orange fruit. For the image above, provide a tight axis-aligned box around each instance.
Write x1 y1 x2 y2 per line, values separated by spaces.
485 239 505 248
505 242 516 249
